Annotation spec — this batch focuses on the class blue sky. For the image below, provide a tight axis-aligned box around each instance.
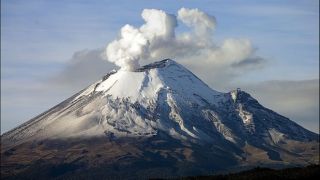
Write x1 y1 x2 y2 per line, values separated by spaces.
1 0 319 133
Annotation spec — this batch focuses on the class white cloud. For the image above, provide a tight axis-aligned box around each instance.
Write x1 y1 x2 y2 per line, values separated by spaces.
177 7 216 38
104 8 263 73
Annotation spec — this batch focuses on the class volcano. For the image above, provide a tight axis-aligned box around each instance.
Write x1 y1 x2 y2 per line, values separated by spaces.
1 59 318 179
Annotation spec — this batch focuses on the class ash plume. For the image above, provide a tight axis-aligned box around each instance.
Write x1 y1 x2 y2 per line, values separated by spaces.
104 8 258 71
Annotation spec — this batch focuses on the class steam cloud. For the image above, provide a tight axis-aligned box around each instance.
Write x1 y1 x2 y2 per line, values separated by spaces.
105 8 260 71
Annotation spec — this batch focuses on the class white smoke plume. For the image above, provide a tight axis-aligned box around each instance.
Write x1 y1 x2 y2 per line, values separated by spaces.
105 8 260 71
177 8 216 41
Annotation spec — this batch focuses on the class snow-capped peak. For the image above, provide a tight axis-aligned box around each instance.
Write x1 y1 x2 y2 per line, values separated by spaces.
2 59 317 150
94 59 221 103
2 60 318 179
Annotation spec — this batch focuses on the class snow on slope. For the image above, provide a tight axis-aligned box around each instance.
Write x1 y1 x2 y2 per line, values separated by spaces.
2 59 318 150
2 60 222 143
94 59 220 104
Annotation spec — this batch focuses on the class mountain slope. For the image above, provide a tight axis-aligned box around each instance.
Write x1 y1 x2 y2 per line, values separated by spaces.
1 59 318 179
